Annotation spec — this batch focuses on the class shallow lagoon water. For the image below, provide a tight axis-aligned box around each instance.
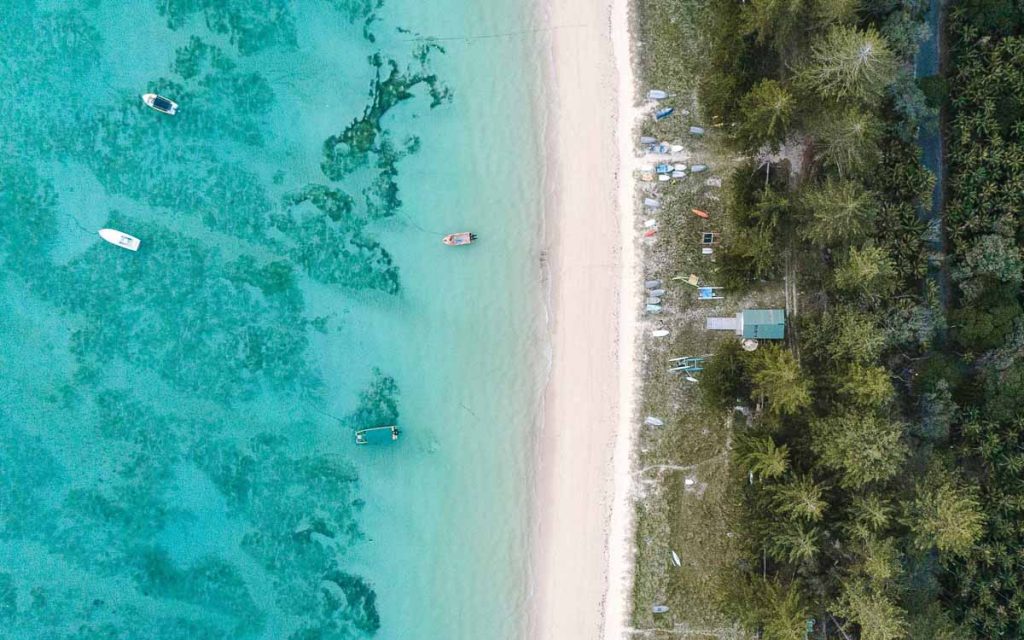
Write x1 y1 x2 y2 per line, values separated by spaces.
0 1 545 638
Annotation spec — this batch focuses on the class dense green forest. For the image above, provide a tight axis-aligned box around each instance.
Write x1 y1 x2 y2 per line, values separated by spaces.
657 0 1024 635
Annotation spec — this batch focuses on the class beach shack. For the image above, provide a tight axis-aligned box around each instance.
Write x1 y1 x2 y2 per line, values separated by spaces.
706 309 786 339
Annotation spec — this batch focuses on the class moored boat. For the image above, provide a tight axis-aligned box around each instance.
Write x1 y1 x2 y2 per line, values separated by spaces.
355 425 399 445
98 228 141 251
443 231 476 246
142 93 178 115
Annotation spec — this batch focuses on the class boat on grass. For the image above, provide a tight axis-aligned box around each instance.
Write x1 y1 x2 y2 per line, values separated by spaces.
443 231 476 246
142 93 178 115
98 228 141 251
355 425 399 445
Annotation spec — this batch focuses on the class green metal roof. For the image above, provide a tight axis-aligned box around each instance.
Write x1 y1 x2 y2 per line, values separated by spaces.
742 309 786 339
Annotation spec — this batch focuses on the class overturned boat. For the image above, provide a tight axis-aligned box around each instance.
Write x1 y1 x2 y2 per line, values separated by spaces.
142 93 178 115
98 228 141 252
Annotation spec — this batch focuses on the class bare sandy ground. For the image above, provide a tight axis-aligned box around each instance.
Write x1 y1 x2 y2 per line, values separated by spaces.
530 0 638 636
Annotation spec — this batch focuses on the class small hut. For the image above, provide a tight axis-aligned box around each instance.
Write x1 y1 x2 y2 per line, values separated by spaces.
706 309 786 340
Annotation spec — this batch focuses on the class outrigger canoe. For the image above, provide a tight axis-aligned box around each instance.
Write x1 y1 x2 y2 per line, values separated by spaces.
355 425 399 445
443 231 477 246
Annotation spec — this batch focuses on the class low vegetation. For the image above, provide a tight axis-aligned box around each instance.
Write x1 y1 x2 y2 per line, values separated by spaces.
630 0 1023 636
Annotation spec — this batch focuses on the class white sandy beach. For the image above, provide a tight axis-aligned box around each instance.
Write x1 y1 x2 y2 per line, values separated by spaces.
530 0 638 636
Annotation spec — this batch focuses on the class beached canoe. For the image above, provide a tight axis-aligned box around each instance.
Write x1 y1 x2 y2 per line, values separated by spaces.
644 279 662 288
644 416 665 426
443 231 476 246
652 605 670 614
98 228 141 251
647 89 669 100
654 107 674 121
651 329 670 338
691 208 710 219
671 550 682 567
690 164 708 173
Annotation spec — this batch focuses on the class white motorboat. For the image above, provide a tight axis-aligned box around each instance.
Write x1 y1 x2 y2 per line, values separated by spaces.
142 93 178 115
98 228 141 252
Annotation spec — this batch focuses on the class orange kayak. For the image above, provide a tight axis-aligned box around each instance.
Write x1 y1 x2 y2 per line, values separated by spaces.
691 209 709 219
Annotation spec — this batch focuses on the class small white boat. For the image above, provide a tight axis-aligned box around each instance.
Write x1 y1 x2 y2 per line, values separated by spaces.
98 228 141 251
690 164 708 173
644 416 665 426
443 231 476 246
647 89 669 100
651 329 670 338
142 93 178 115
673 163 687 171
652 605 670 614
644 218 658 228
671 550 681 567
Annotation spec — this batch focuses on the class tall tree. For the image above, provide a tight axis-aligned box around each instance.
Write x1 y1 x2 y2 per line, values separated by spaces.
739 435 790 480
905 466 985 556
812 107 883 174
801 179 880 246
771 474 827 521
811 413 907 488
736 79 796 152
800 26 898 101
832 580 909 640
750 346 812 415
833 245 897 300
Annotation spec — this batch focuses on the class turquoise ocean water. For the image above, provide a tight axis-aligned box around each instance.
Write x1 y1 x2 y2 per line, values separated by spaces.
0 1 546 638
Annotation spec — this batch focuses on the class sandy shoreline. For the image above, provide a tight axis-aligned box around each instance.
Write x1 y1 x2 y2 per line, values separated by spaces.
530 0 638 636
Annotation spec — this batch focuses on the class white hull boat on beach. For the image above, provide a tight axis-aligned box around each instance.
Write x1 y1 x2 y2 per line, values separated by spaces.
141 93 178 115
98 228 141 251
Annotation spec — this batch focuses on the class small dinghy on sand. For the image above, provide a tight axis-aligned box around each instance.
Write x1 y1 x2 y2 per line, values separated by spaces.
98 228 140 251
142 93 178 115
443 231 477 246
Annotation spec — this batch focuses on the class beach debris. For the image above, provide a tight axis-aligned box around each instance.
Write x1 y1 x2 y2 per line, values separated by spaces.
644 218 658 228
652 605 670 614
691 208 709 219
645 279 663 289
698 286 725 300
654 107 674 121
648 288 666 296
651 329 670 338
690 164 708 173
644 416 665 426
689 126 705 136
646 296 662 305
647 89 669 100
705 177 722 187
673 273 700 286
671 550 682 567
646 304 662 313
643 197 661 209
